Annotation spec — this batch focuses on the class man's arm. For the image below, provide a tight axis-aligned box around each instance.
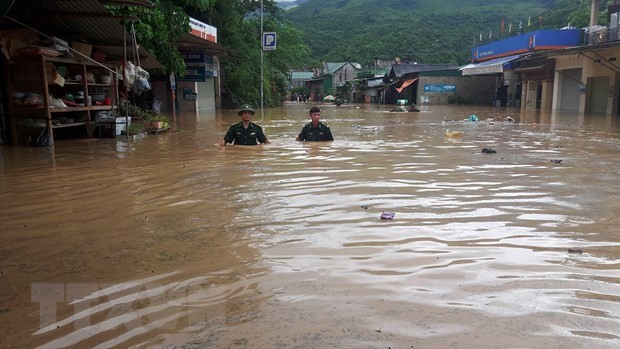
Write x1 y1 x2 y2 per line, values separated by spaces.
220 126 234 146
296 126 306 141
257 128 270 144
324 126 334 141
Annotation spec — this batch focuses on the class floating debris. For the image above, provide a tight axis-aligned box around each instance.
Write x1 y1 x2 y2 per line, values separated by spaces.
550 159 562 164
354 125 378 131
481 148 497 154
380 211 395 220
445 129 462 138
568 248 583 254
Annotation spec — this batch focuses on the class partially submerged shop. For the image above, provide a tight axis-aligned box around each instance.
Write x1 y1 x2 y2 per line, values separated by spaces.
461 29 582 109
153 20 231 113
0 0 230 146
0 0 161 145
458 0 620 117
547 43 620 115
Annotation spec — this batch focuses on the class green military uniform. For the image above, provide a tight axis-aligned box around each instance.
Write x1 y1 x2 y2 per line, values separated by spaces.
223 121 268 145
297 122 333 142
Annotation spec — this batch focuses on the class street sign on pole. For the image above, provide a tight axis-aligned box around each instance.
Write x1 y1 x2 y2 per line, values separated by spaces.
262 32 277 50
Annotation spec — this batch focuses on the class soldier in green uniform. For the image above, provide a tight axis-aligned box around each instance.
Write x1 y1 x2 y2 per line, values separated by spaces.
220 104 270 146
296 106 334 142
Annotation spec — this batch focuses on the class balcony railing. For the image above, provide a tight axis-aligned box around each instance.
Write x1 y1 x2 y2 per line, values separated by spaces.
585 26 620 45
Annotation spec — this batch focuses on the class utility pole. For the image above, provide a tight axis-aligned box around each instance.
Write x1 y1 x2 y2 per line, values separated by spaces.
590 0 600 27
260 0 264 119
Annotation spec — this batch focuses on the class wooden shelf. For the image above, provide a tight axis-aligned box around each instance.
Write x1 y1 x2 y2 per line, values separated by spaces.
6 54 119 145
50 105 116 113
52 122 87 129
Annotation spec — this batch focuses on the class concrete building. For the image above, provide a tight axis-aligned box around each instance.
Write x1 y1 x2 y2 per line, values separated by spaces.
462 0 620 117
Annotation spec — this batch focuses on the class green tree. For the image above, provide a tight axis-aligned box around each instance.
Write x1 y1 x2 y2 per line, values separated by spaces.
109 0 214 75
565 0 610 27
187 0 311 107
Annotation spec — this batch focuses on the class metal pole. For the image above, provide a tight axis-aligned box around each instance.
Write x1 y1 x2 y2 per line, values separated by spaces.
124 12 129 142
260 0 264 119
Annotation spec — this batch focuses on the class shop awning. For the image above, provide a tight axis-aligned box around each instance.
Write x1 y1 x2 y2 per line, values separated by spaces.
1 0 163 68
395 78 418 93
459 54 524 76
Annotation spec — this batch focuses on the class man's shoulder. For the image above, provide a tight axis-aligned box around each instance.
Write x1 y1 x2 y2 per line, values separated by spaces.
249 122 263 130
320 122 330 128
229 121 242 127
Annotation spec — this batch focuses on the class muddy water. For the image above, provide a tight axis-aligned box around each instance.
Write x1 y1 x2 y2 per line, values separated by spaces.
1 103 620 348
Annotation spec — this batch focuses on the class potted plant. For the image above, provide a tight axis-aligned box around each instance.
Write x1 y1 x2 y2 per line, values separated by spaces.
126 121 145 135
144 113 169 130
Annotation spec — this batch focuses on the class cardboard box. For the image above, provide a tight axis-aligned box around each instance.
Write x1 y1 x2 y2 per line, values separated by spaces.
71 41 92 58
0 29 39 57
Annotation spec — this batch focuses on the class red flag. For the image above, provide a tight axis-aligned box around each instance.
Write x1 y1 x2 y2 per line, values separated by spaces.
501 17 505 33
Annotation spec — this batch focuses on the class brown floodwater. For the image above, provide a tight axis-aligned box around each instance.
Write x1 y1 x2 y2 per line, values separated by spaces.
1 103 620 349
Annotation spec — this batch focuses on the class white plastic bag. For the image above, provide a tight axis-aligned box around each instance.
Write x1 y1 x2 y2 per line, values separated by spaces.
124 61 136 89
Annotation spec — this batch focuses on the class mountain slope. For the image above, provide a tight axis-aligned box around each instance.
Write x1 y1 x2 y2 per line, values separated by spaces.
285 0 568 65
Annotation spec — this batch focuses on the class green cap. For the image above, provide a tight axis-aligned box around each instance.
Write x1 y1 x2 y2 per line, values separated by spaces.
238 104 255 115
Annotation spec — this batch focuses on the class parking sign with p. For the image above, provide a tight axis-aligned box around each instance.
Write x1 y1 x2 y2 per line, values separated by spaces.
262 32 276 50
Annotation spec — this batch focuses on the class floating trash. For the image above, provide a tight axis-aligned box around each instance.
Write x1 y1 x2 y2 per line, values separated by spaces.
481 148 497 154
445 129 462 138
380 211 395 220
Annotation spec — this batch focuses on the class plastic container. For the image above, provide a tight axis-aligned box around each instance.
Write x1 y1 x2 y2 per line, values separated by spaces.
91 93 106 102
115 116 131 136
100 75 112 84
380 211 395 220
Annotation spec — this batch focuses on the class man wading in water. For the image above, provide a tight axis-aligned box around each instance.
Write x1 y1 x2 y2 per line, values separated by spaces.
220 104 271 146
296 106 334 142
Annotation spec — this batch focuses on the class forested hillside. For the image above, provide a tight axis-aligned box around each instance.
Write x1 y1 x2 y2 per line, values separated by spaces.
285 0 588 65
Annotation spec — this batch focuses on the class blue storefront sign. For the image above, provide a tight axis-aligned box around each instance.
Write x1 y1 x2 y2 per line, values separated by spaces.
471 29 582 62
424 84 456 93
177 51 214 81
180 51 204 63
177 66 207 82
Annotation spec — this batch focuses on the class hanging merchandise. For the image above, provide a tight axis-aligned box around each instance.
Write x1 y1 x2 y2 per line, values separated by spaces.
128 22 151 96
132 65 151 95
124 60 136 89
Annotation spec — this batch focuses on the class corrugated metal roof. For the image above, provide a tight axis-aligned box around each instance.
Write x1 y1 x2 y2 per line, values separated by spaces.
175 33 233 57
459 54 523 76
2 0 162 68
291 71 314 79
366 77 385 88
325 62 347 74
389 64 459 78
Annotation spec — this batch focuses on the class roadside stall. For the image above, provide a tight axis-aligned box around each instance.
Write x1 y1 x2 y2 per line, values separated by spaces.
0 0 161 145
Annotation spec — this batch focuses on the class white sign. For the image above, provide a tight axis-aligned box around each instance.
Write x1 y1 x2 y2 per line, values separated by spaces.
262 32 276 50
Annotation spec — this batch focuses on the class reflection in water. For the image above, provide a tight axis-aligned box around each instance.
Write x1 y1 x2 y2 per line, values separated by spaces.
1 104 620 348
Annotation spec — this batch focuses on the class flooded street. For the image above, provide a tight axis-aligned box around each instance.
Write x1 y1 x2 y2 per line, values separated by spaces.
1 103 620 348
